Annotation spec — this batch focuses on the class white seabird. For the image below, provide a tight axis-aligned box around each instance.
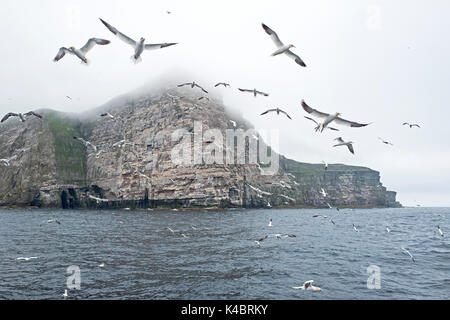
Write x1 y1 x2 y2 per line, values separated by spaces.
215 82 230 88
386 226 391 233
229 120 237 128
88 195 109 203
261 23 306 67
313 214 328 219
320 188 327 197
268 218 273 227
0 155 18 167
1 111 42 123
322 161 328 171
352 224 359 232
99 18 177 63
62 289 68 299
401 247 415 262
17 257 39 261
261 108 292 120
301 100 371 132
54 38 110 64
238 88 269 97
293 280 321 291
378 137 394 146
333 137 355 155
438 225 444 237
403 122 420 128
99 263 105 268
73 136 97 153
305 116 339 131
177 81 208 93
100 112 115 119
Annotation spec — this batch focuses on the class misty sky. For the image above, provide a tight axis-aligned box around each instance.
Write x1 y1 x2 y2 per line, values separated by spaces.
1 0 450 206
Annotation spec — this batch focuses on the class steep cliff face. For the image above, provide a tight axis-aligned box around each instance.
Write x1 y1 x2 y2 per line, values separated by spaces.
0 86 401 209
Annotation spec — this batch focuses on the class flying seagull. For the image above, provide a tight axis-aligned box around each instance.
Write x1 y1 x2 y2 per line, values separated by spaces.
261 108 292 120
401 247 415 262
293 280 321 291
333 137 355 155
352 224 359 232
17 257 39 261
438 226 444 237
177 81 208 93
238 88 269 97
1 111 42 123
0 155 18 167
215 82 230 88
254 235 269 246
320 188 327 197
261 23 306 67
378 137 393 146
73 136 97 152
54 38 110 64
322 161 328 171
305 116 339 131
100 112 115 119
403 122 420 128
99 18 177 63
301 100 371 132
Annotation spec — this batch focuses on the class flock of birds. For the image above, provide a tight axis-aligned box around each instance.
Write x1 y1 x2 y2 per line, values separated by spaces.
1 13 439 297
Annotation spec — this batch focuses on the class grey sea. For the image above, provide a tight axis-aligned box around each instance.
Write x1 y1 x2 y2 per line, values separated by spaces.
0 207 448 300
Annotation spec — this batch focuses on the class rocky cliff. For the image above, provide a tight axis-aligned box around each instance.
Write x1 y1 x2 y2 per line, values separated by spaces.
0 84 401 209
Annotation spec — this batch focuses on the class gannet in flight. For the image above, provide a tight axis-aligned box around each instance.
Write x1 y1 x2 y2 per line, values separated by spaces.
261 23 306 67
322 161 328 171
54 38 110 64
293 280 321 291
0 155 17 166
313 214 328 219
229 120 237 128
254 235 268 246
320 188 327 197
378 137 394 146
1 111 42 123
401 247 415 262
268 218 273 227
238 88 269 97
304 116 339 131
261 108 292 120
301 100 371 132
215 82 230 88
73 136 97 152
177 81 208 93
99 18 177 63
386 226 391 233
438 226 444 237
47 219 61 225
88 195 109 203
333 137 355 155
100 112 115 119
352 224 359 232
403 122 420 128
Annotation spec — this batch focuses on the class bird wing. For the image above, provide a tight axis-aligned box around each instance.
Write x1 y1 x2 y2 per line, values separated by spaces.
285 49 306 67
333 116 371 128
411 124 421 128
99 18 136 47
194 84 208 93
304 116 319 125
261 23 284 47
80 38 110 54
238 88 252 93
214 83 221 87
261 109 277 115
347 144 355 154
328 126 340 131
24 111 42 119
177 83 191 87
1 113 19 123
53 47 73 62
144 42 178 50
334 137 344 144
301 100 330 119
402 122 409 126
255 90 269 96
279 109 292 119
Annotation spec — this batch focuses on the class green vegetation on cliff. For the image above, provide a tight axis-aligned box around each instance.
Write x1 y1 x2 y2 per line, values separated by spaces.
45 111 88 186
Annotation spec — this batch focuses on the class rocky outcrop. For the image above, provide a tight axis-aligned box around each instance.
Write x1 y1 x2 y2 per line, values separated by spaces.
0 84 401 209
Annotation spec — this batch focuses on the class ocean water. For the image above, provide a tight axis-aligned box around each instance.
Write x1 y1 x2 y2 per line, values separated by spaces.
0 207 448 300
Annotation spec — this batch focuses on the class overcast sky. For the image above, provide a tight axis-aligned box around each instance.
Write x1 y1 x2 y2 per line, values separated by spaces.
1 0 450 206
